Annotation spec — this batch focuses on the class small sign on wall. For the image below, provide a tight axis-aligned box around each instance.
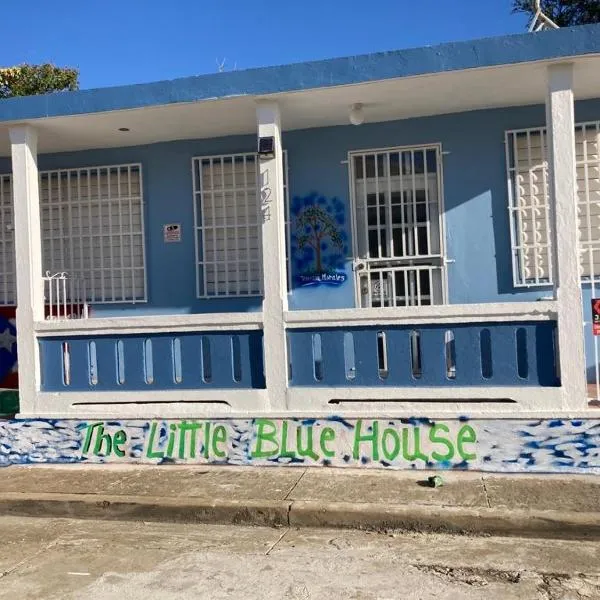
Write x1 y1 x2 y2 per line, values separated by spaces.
592 299 600 335
163 223 181 243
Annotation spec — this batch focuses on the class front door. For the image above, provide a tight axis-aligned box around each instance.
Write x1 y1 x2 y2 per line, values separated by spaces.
349 144 447 308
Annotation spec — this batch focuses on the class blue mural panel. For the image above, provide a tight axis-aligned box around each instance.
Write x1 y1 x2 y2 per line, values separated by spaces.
290 193 348 288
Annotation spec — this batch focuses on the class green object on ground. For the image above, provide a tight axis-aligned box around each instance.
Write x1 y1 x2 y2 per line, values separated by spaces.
0 390 19 416
428 475 444 488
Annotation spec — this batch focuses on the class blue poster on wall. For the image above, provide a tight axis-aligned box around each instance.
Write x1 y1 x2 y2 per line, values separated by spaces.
290 193 348 288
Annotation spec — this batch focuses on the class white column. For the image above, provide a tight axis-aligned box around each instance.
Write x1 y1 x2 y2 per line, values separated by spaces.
546 63 587 409
10 125 43 416
257 102 288 410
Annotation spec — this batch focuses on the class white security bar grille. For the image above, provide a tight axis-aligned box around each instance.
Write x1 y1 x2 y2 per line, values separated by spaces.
350 145 446 308
40 164 146 303
0 164 146 305
193 153 261 297
0 175 16 305
192 152 289 298
577 122 600 282
506 122 600 286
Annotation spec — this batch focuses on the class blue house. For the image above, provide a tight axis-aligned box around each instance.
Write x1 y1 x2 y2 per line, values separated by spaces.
0 24 599 423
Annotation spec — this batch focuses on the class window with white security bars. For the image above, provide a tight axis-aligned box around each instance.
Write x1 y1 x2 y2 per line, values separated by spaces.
192 152 289 297
40 164 146 303
0 164 147 305
0 175 16 305
506 122 600 286
350 145 446 308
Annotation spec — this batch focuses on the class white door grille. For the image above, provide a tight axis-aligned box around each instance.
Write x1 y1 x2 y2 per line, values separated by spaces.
192 152 289 298
350 145 446 308
0 164 147 305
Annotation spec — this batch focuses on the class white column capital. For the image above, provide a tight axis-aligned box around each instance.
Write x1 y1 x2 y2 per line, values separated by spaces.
547 62 574 90
256 101 281 124
9 124 38 148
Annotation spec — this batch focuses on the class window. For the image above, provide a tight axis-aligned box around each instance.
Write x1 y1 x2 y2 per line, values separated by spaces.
506 122 600 286
350 145 446 308
0 163 147 305
0 175 16 305
192 152 289 298
40 164 146 303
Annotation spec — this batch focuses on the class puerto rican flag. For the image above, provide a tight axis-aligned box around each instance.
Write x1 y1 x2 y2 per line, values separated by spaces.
0 307 17 389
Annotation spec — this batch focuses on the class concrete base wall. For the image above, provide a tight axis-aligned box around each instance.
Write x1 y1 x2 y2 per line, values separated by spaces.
1 416 599 473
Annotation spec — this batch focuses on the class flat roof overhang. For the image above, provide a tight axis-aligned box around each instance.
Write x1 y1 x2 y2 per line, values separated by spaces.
0 24 599 157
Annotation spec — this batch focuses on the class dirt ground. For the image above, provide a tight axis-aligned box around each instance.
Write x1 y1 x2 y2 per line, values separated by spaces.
0 516 599 599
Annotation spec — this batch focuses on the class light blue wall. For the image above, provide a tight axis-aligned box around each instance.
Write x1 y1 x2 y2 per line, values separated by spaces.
1 98 599 317
285 98 600 309
0 135 263 316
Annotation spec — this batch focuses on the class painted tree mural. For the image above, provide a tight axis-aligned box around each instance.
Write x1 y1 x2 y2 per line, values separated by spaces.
290 193 348 284
296 205 343 272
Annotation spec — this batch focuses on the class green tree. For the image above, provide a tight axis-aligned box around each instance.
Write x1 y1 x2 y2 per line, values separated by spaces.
0 64 79 99
512 0 600 27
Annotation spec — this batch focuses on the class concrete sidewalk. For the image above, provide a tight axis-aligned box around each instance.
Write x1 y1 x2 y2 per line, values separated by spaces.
0 465 599 540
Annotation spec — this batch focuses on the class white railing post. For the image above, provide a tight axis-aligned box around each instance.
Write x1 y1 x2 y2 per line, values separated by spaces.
9 125 43 416
546 63 587 409
257 102 288 410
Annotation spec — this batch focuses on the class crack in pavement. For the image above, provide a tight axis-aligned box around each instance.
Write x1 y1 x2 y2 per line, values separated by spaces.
283 469 307 501
265 528 290 556
481 476 492 509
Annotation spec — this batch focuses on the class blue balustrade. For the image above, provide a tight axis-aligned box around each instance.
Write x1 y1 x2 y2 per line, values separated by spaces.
39 331 265 391
287 321 559 387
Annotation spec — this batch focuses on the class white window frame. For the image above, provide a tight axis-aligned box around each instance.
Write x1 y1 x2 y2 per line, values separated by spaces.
348 143 448 308
0 163 147 306
192 151 289 299
506 121 600 287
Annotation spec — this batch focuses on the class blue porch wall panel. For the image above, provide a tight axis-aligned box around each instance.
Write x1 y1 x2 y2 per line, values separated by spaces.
288 321 559 388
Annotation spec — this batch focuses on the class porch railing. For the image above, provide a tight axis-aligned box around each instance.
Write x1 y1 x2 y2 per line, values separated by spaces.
287 321 558 387
31 300 564 416
39 330 265 391
356 263 444 308
43 272 89 320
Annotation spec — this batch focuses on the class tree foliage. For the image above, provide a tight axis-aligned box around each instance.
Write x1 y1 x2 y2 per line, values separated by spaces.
512 0 600 27
0 64 79 99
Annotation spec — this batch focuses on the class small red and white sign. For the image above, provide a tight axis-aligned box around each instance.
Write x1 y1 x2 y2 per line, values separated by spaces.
163 223 181 243
592 299 600 336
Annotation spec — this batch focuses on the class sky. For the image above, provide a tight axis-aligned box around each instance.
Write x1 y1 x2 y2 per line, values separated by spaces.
0 0 530 90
